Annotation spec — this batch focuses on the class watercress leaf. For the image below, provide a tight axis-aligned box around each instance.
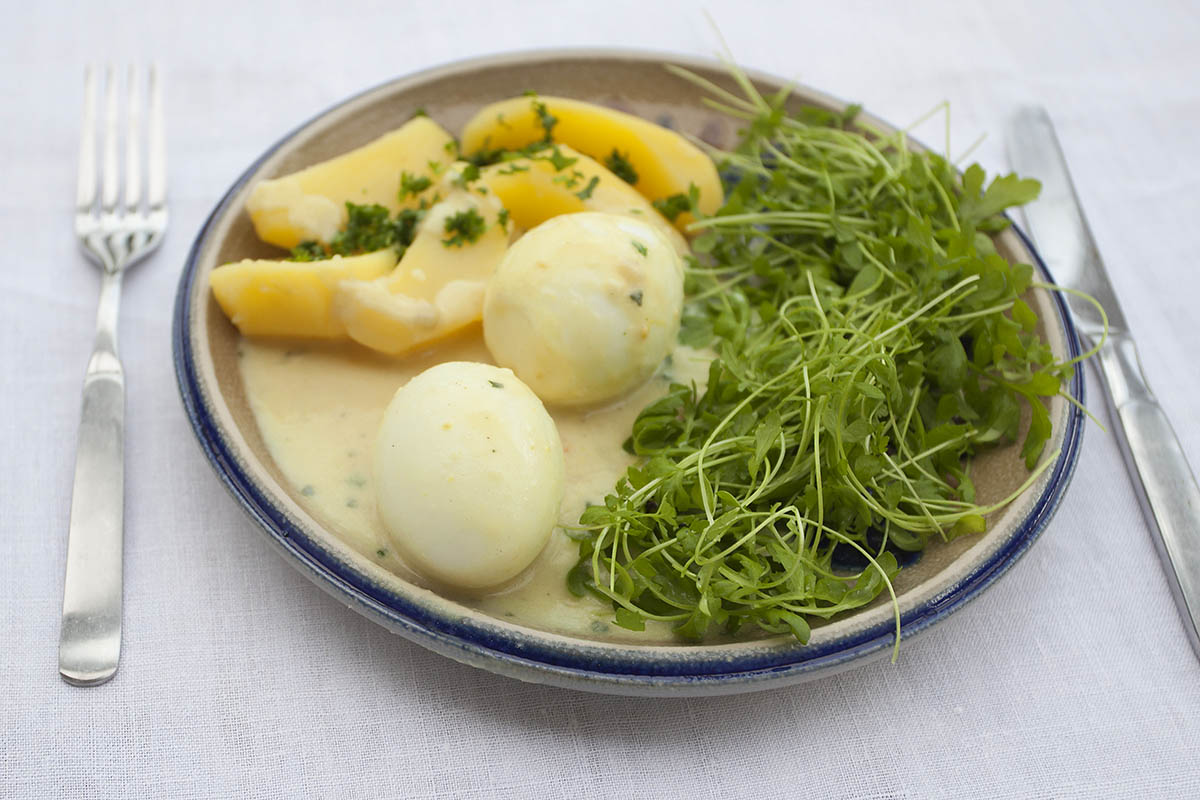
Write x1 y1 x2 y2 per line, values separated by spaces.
613 606 646 631
928 335 968 392
1012 298 1039 333
752 410 783 469
1021 396 1053 469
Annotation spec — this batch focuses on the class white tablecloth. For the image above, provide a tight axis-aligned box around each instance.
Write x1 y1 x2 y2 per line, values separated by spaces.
5 0 1200 797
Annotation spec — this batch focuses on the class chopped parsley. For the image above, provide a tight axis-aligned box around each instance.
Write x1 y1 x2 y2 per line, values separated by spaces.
330 203 410 256
399 171 432 199
553 169 584 190
289 240 326 261
574 175 600 201
651 186 697 222
451 163 481 188
488 380 504 389
532 99 557 141
291 202 425 261
628 289 643 306
631 240 648 257
542 146 577 172
605 149 638 184
518 140 552 158
497 208 510 230
442 208 487 247
466 139 507 167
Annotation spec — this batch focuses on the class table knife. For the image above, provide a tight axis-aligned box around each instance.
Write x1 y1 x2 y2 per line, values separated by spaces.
1007 106 1200 660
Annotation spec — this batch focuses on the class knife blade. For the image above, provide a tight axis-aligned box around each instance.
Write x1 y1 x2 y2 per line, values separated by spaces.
1007 106 1200 660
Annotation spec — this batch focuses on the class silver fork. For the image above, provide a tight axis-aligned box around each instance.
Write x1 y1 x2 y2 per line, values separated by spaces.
59 65 167 686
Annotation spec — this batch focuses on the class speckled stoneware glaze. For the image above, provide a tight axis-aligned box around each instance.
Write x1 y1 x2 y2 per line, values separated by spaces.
173 50 1085 696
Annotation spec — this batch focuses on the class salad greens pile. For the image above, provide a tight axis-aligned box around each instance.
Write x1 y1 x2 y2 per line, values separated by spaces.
567 65 1086 652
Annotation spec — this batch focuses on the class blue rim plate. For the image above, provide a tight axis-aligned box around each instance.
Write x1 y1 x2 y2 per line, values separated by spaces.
173 50 1085 695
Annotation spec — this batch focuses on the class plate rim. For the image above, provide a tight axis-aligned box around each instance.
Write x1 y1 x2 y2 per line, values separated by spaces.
172 48 1086 694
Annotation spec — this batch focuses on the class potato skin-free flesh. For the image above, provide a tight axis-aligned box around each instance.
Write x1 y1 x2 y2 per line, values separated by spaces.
245 117 454 249
462 95 723 228
479 144 687 255
209 249 398 339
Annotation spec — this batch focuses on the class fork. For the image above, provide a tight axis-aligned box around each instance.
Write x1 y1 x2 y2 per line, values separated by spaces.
59 65 167 686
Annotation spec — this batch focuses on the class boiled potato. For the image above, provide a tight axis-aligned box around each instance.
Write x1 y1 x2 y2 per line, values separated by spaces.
246 116 453 249
332 184 508 356
209 249 398 339
478 144 687 254
461 95 723 228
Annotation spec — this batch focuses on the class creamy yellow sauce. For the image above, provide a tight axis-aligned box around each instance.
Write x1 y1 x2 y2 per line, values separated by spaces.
238 331 711 637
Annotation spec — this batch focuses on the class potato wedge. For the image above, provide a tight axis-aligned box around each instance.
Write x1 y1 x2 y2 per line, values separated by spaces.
332 188 508 356
210 249 398 339
478 145 687 254
246 116 454 249
461 96 722 228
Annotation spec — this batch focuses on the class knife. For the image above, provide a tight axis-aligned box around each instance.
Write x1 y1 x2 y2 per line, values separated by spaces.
1007 106 1200 660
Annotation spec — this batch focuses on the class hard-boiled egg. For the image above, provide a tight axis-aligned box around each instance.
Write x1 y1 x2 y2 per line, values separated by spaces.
482 212 684 407
374 361 565 589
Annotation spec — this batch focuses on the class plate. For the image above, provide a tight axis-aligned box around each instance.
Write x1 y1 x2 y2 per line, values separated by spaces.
173 50 1085 696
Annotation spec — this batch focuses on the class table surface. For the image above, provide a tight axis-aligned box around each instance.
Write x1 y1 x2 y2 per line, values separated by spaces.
5 0 1200 797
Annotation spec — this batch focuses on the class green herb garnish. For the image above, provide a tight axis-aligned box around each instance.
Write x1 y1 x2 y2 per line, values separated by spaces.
451 163 482 189
542 146 578 173
289 240 327 261
574 175 600 201
532 99 558 141
606 149 639 184
288 204 425 261
333 203 394 253
632 240 648 257
442 208 487 247
399 171 432 199
466 138 508 168
568 64 1073 654
554 169 584 190
652 184 699 222
293 202 423 260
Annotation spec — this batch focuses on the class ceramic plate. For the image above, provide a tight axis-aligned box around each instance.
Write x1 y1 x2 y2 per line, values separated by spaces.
173 50 1085 696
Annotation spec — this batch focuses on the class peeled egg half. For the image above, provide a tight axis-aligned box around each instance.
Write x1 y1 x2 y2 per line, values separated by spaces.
374 361 565 590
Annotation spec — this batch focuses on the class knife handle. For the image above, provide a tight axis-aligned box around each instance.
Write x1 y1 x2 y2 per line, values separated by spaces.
1097 331 1200 656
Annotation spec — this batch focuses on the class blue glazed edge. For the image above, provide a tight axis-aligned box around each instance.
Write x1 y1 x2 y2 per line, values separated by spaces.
172 52 1086 690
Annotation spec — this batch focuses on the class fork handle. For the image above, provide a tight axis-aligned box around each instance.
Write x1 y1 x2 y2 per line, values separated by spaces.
1097 331 1200 659
59 272 125 686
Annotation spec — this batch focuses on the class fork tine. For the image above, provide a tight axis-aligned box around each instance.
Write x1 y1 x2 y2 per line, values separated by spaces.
76 66 98 212
101 65 119 214
146 64 166 210
124 66 141 213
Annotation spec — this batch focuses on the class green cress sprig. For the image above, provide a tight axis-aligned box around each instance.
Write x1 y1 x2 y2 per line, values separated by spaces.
567 63 1080 654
